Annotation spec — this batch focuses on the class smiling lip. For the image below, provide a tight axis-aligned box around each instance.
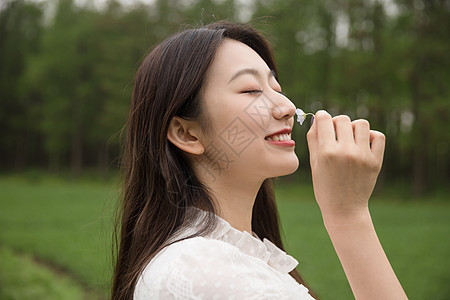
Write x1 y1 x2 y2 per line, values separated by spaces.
265 128 295 146
266 140 295 146
265 128 292 138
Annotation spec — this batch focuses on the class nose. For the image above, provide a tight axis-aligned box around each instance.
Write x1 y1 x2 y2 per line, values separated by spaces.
270 92 296 120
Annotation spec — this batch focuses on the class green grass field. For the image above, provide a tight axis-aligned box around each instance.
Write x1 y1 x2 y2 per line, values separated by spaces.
0 174 449 299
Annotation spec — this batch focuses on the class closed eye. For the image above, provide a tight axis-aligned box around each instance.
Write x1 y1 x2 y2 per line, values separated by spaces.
241 89 263 94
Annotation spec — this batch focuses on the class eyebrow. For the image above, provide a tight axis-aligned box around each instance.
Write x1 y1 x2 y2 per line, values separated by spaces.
227 68 275 85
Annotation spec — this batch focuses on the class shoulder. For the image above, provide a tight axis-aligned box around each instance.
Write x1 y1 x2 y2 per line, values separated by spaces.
134 237 249 299
134 237 314 300
137 237 241 284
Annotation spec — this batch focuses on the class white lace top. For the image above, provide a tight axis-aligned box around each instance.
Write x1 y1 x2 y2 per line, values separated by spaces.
134 209 315 299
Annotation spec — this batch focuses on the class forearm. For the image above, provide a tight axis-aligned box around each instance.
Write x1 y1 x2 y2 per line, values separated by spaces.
324 210 407 300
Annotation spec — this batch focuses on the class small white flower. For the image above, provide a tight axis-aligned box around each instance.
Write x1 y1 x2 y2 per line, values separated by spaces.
295 108 314 125
296 108 306 125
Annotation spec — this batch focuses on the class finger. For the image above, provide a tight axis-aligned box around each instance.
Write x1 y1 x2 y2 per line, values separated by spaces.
315 110 335 147
333 115 354 144
352 119 370 147
307 114 318 160
370 130 386 163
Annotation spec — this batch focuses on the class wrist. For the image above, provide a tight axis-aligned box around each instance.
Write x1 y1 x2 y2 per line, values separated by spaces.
321 208 372 232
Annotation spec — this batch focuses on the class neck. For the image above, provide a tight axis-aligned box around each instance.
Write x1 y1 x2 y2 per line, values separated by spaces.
206 176 262 233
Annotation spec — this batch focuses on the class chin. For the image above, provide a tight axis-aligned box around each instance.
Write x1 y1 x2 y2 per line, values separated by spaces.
283 158 300 176
269 155 299 177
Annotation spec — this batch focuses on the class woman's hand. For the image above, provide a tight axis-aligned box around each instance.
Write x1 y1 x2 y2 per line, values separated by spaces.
306 110 385 226
306 110 407 300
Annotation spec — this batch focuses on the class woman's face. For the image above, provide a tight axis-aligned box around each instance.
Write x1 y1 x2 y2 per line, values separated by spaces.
196 38 299 184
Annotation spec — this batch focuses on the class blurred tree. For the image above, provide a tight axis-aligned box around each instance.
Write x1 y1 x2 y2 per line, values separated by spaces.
182 0 235 23
0 0 448 192
24 0 99 174
0 0 43 170
398 0 450 194
24 0 150 175
252 0 450 194
90 0 151 173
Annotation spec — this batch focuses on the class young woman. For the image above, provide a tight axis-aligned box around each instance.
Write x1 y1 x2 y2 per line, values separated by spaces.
112 21 407 300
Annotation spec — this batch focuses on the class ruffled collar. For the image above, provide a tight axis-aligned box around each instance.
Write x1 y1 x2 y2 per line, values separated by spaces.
174 207 299 274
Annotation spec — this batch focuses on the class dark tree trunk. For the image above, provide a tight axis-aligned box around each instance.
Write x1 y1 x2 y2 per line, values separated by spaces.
71 124 83 177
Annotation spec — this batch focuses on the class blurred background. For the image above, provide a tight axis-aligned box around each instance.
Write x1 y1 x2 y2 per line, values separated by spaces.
0 0 449 299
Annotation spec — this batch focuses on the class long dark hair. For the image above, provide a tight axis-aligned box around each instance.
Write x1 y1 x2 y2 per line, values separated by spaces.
112 21 313 300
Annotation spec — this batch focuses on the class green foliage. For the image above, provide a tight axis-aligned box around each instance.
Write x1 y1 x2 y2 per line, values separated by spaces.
253 0 450 194
0 246 86 300
0 175 116 296
0 176 449 298
274 182 450 299
0 0 44 170
0 0 448 193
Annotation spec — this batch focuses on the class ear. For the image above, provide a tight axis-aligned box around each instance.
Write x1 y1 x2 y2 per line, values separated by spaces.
167 116 205 155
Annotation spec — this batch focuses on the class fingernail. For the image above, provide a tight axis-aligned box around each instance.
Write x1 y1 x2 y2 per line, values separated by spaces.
310 115 315 127
316 110 331 117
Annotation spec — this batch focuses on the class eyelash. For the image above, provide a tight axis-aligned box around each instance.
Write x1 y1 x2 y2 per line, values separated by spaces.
242 89 263 94
241 89 285 95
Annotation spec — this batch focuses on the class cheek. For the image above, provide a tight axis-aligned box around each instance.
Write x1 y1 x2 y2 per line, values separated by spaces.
205 100 264 142
199 116 261 173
